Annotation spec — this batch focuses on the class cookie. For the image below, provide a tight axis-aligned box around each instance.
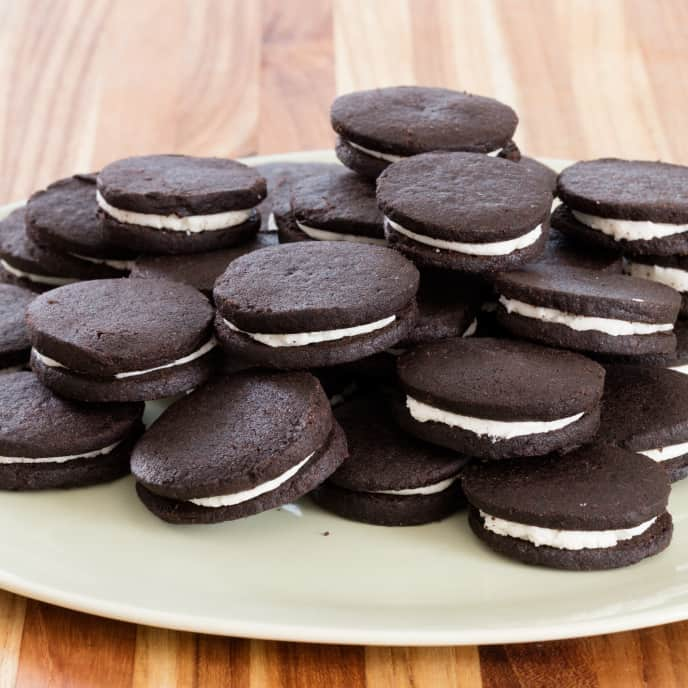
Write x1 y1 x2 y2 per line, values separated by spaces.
97 154 266 254
129 232 277 298
626 254 688 317
555 159 688 257
254 162 340 231
311 395 469 526
27 278 218 402
517 156 557 194
598 364 688 482
377 153 551 272
0 284 34 371
0 208 119 292
213 241 420 369
394 337 604 459
495 264 681 356
131 370 348 524
462 445 672 570
277 168 385 245
331 86 519 179
537 227 623 272
0 371 143 490
26 174 136 271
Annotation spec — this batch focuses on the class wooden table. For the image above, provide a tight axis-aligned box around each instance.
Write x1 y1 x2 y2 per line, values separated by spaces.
1 1 687 685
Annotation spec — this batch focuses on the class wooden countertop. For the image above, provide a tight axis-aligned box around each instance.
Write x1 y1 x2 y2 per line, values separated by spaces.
1 1 687 685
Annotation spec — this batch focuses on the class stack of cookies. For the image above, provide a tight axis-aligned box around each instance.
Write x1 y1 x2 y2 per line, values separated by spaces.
2 84 687 575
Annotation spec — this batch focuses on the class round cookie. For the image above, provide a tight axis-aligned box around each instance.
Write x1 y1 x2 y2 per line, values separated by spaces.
462 445 672 570
555 159 688 256
27 278 218 402
129 232 277 298
0 372 144 490
277 168 385 245
254 162 341 231
131 370 348 524
331 86 519 179
0 208 119 292
26 174 136 270
394 337 605 460
377 153 551 272
97 155 266 255
494 264 681 356
536 227 623 273
598 364 688 483
213 241 420 369
626 254 688 318
311 395 469 526
0 283 34 371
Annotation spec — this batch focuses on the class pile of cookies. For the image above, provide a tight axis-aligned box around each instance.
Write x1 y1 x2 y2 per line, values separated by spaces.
2 85 688 572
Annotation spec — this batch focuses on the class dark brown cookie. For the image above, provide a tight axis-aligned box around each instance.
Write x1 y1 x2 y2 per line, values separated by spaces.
377 152 551 272
495 264 681 356
0 371 143 490
131 370 348 524
0 283 34 369
462 446 672 570
26 278 217 402
394 337 604 459
213 242 419 369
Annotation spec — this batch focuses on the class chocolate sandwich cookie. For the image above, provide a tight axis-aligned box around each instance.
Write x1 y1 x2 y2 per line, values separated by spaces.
26 174 136 272
495 264 681 356
537 227 623 273
132 370 348 524
255 162 340 231
311 395 469 526
27 278 218 402
130 232 277 298
277 168 385 246
213 241 419 369
331 86 519 180
462 446 672 570
554 159 688 257
0 284 34 371
97 154 266 255
394 337 604 460
598 365 688 482
0 208 117 292
626 254 688 317
0 372 143 490
517 156 557 195
377 153 551 272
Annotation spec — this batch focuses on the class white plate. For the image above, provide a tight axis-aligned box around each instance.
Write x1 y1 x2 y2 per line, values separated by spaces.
1 150 688 647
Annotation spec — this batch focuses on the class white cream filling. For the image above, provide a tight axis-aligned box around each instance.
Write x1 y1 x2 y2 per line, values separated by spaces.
223 315 396 348
372 476 458 496
639 440 688 462
669 363 688 375
385 217 542 256
627 261 688 293
346 139 503 162
32 337 217 380
267 212 278 231
0 258 78 286
572 209 688 242
188 451 314 507
295 220 387 246
96 191 252 233
406 396 584 441
69 253 135 272
462 317 478 337
0 439 121 465
480 510 657 550
498 295 673 336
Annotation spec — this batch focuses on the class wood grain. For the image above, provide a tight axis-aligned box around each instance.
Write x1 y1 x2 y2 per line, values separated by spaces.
1 0 688 686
